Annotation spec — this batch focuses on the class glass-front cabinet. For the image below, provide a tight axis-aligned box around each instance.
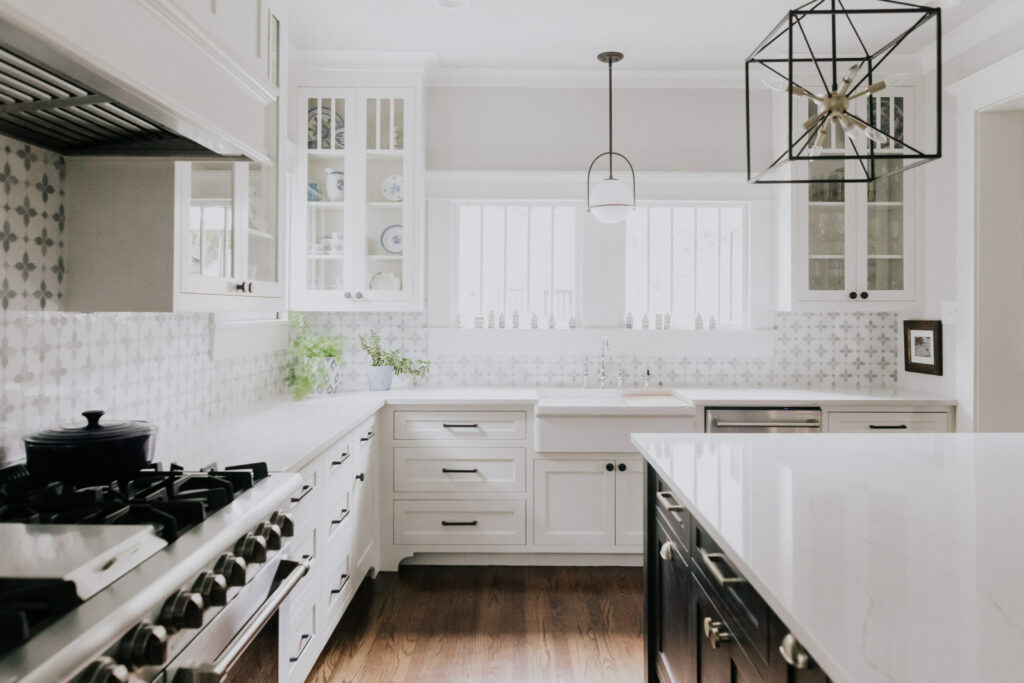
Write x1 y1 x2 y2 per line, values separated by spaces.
292 86 419 310
795 85 916 305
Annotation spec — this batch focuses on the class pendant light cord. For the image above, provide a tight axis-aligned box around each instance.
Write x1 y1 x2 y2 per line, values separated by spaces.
608 58 614 179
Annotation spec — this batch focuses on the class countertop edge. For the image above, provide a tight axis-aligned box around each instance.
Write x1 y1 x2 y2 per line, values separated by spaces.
631 432 856 683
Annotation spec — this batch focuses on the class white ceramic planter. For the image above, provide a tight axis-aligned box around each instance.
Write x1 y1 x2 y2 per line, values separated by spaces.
306 357 343 394
366 365 394 391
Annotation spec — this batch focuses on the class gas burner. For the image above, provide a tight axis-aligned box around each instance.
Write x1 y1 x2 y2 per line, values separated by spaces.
0 462 271 543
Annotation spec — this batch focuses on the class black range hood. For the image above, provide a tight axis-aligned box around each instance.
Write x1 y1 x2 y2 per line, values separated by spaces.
0 43 214 156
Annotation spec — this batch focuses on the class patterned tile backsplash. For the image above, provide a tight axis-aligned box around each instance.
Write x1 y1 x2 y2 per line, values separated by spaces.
0 135 287 465
301 310 900 391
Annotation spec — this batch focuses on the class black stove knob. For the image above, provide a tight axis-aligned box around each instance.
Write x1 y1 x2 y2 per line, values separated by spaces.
234 533 268 564
269 510 295 537
192 570 228 607
79 656 130 683
256 521 283 550
159 590 204 631
214 553 248 587
118 622 168 668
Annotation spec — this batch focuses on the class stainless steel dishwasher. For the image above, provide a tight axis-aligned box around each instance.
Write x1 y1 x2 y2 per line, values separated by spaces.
705 407 822 433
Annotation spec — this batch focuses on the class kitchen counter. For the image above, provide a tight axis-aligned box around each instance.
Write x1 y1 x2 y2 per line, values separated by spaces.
631 431 1024 683
154 385 955 474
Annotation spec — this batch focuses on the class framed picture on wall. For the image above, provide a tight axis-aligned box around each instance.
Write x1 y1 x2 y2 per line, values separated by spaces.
904 320 942 375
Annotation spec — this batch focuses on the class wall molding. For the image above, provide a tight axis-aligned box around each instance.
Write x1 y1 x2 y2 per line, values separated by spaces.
292 49 436 72
920 0 1024 73
427 67 745 90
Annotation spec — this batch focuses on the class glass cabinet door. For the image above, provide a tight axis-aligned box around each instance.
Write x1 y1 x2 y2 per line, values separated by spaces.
181 160 241 295
303 91 351 295
246 98 281 294
359 90 411 299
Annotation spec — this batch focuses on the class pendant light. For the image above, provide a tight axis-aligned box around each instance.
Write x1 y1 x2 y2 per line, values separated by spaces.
587 51 636 223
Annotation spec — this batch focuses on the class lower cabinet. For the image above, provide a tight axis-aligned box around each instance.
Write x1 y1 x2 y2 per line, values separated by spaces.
645 464 833 683
534 456 642 547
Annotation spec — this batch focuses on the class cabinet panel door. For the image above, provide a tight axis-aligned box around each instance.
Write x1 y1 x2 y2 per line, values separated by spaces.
179 161 245 296
533 459 615 547
653 521 695 683
615 456 644 547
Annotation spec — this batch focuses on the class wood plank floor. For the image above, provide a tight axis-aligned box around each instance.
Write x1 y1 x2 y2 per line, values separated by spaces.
307 565 644 683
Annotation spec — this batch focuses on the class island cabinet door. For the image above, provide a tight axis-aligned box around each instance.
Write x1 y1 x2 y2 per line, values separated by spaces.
694 581 765 683
651 520 695 683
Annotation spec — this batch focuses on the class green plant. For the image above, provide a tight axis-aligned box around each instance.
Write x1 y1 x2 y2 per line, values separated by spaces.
285 312 344 399
358 329 431 378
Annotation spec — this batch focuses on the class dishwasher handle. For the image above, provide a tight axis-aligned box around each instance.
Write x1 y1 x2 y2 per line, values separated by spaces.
712 421 822 429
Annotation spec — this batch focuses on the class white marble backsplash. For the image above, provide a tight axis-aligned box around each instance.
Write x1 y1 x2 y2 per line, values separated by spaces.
302 310 900 392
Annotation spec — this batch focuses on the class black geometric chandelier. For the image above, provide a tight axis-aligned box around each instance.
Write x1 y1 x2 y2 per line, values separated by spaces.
745 0 942 184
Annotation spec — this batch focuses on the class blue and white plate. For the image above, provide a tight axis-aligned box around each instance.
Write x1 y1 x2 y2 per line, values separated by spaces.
307 107 344 149
380 175 403 202
380 224 403 255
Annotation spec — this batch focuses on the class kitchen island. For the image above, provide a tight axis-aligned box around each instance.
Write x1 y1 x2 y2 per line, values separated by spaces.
632 432 1024 683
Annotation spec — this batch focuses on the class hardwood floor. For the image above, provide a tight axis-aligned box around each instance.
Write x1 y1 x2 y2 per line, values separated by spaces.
306 565 644 683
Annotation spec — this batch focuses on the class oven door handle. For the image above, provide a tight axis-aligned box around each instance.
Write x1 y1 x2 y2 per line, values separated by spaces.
172 558 310 683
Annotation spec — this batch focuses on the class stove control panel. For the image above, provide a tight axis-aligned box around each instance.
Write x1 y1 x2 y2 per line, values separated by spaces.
75 507 300 681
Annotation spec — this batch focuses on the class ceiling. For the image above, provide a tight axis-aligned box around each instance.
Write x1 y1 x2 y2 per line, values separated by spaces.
288 0 993 71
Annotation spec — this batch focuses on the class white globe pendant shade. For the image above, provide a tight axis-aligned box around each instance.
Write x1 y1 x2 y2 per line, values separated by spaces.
589 177 635 224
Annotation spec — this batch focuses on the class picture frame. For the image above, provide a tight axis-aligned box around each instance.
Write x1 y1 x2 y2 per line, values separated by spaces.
903 320 942 375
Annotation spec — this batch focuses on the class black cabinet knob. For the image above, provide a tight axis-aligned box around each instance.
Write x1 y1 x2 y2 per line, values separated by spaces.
270 510 295 537
214 553 247 587
848 291 857 300
256 522 283 550
192 570 228 607
356 472 365 482
617 463 627 472
605 463 614 472
234 533 268 564
118 623 169 668
860 291 869 299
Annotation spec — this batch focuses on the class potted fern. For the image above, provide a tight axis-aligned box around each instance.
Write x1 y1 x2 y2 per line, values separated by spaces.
285 313 344 399
358 329 430 391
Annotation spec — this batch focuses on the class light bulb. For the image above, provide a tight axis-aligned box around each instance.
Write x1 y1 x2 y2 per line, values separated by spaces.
865 127 887 144
589 177 634 224
839 115 862 144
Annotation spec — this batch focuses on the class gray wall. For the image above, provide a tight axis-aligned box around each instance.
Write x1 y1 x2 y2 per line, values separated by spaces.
426 86 770 173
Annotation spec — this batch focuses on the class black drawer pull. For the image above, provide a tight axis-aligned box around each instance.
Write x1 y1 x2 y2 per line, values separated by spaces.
330 574 350 595
360 431 375 442
441 520 478 526
330 452 350 468
289 633 312 662
443 423 479 429
290 484 313 504
868 424 908 430
442 467 479 473
331 509 350 526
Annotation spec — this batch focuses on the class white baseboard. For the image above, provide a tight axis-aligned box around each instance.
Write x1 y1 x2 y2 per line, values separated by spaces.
396 552 642 567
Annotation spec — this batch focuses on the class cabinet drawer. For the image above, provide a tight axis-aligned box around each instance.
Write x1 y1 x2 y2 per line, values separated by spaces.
827 411 949 433
394 411 527 441
281 579 318 675
394 500 526 545
292 527 317 565
287 457 321 531
324 527 356 623
693 526 770 665
394 447 526 492
654 478 689 552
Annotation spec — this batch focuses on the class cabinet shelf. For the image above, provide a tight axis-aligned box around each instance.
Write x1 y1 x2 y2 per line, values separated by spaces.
308 149 346 157
367 202 402 208
368 254 402 260
308 254 345 260
309 201 345 208
247 228 275 240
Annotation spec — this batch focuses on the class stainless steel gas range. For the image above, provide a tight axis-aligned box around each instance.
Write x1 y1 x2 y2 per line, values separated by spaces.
0 461 307 683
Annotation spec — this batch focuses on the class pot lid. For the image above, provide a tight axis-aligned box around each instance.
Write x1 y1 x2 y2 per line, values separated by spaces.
24 411 155 446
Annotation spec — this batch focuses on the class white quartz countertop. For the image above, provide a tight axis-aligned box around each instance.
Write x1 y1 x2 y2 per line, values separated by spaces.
631 432 1024 683
151 385 954 475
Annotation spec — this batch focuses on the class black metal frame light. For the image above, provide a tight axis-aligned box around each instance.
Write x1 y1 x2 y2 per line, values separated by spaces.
745 0 941 184
586 51 636 223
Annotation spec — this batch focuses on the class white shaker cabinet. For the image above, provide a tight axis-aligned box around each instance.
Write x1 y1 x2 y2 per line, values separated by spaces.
291 87 421 311
790 85 919 308
65 158 285 312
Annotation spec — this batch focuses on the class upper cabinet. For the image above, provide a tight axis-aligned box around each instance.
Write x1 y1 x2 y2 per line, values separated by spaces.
789 85 919 308
290 80 423 311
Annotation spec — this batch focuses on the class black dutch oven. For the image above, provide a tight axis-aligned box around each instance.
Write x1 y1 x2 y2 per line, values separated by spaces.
24 410 157 483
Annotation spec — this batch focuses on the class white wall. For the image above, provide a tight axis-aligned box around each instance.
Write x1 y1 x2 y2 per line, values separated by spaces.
973 112 1024 431
426 87 770 173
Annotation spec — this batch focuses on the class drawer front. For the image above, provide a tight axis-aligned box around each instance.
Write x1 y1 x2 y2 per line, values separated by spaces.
292 527 317 565
654 477 689 552
828 411 949 433
324 526 356 622
394 447 526 493
693 526 769 665
288 457 321 531
281 579 318 676
323 437 355 499
394 411 527 441
394 500 526 545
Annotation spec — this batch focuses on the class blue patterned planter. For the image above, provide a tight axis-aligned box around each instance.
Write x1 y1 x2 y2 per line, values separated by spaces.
306 357 343 394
